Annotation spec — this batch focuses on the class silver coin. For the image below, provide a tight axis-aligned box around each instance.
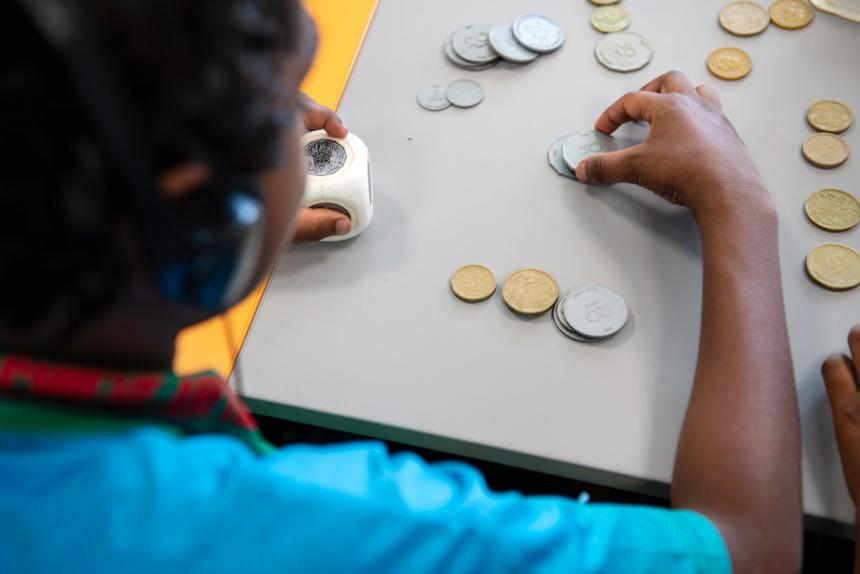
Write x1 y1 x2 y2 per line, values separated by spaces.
445 79 484 108
556 293 601 341
416 83 450 111
444 33 499 70
562 284 629 339
553 298 598 342
548 135 577 179
451 24 498 64
512 15 565 54
594 31 653 72
488 25 539 64
561 130 618 173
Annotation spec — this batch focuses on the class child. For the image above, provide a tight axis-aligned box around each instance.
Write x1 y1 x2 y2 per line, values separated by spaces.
0 0 803 571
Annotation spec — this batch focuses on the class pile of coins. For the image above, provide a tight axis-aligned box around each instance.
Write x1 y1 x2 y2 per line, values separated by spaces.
709 0 815 81
799 99 860 291
547 130 619 180
450 264 630 343
586 1 654 73
419 15 565 112
445 16 565 70
553 284 629 343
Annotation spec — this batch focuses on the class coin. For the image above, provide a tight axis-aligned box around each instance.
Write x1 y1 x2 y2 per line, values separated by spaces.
501 269 559 316
488 25 539 64
512 15 565 54
444 33 499 71
445 79 484 108
719 1 771 36
594 31 653 72
561 130 619 173
590 0 621 4
548 135 577 179
591 6 630 33
802 133 849 168
805 189 860 232
450 264 497 303
769 0 814 29
806 243 860 291
807 100 853 134
451 24 498 64
553 301 598 342
769 0 815 28
555 292 599 340
562 284 629 339
707 47 752 80
416 84 450 112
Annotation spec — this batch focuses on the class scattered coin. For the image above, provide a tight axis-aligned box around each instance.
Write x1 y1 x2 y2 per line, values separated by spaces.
561 284 629 340
591 6 631 33
451 24 498 64
594 31 654 72
719 1 771 36
805 189 860 232
548 135 578 179
561 130 619 173
807 100 854 134
802 133 849 168
769 0 815 29
512 15 566 54
589 0 621 5
445 79 485 108
489 25 539 64
416 84 450 111
806 243 860 291
450 264 497 303
707 47 753 80
501 269 559 316
444 32 499 70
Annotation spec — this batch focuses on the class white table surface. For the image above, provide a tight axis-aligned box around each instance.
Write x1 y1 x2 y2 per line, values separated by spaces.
236 0 860 531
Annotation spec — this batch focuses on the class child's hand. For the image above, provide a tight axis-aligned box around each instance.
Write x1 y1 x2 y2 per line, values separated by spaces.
823 325 860 509
299 92 348 139
575 71 771 223
293 93 351 242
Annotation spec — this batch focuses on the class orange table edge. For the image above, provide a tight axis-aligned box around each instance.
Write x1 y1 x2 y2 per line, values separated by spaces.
174 0 379 378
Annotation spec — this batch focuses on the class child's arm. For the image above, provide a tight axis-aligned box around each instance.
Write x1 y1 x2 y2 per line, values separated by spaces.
577 70 802 573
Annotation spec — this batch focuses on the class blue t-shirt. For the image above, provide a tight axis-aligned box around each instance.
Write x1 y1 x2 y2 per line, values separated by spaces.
0 426 731 573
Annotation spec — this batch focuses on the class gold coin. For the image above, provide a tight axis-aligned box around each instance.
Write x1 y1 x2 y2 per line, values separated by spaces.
591 6 630 33
769 0 814 29
719 1 771 36
450 264 497 303
802 133 849 169
589 0 621 5
807 100 854 134
806 243 860 291
501 269 559 316
805 189 860 232
707 47 752 80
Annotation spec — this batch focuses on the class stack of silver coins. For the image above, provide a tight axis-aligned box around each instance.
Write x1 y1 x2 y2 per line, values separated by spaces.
553 284 629 343
445 15 565 70
547 130 619 180
418 15 565 112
